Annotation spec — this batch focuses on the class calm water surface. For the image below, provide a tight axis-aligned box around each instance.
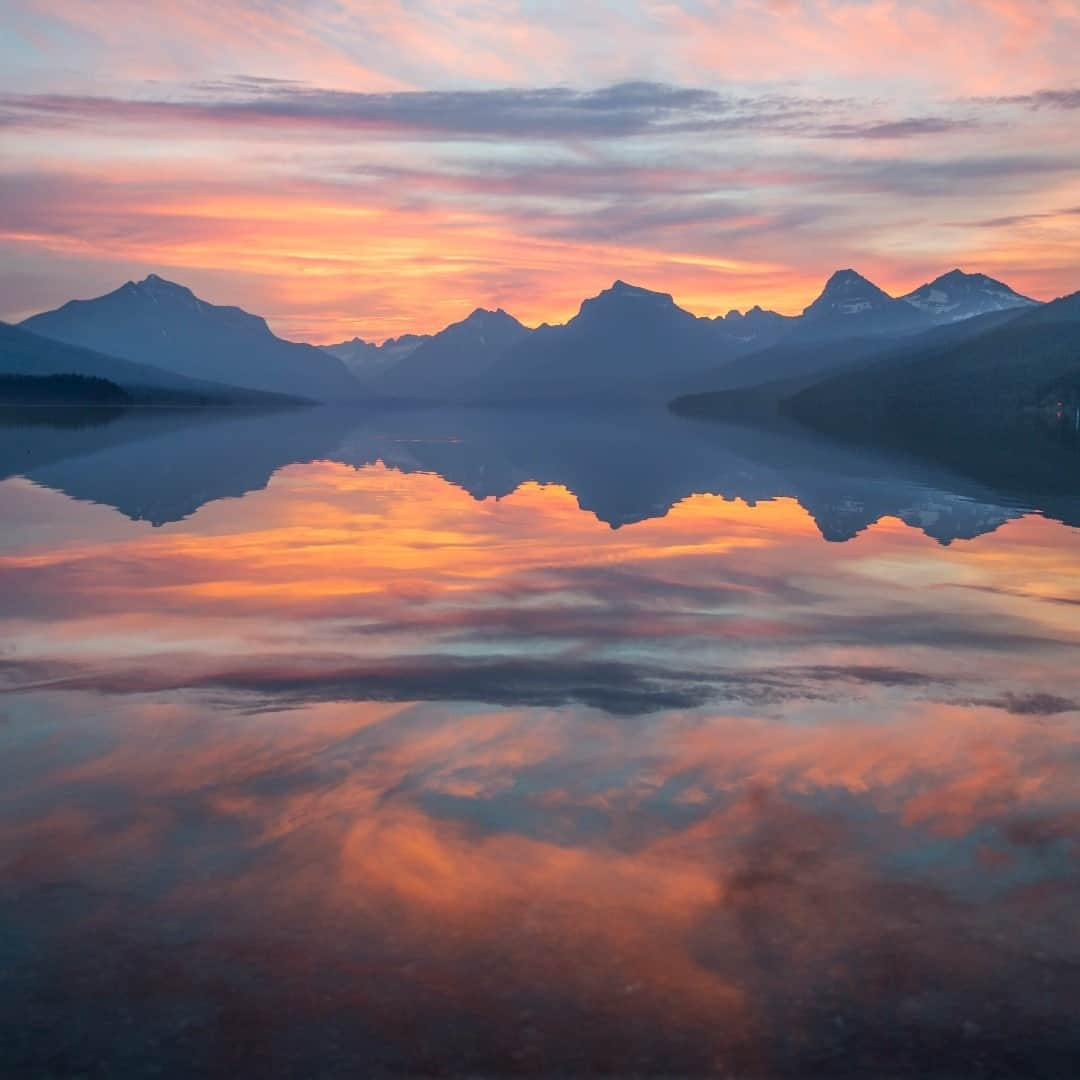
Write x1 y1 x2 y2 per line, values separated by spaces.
1 408 1078 1077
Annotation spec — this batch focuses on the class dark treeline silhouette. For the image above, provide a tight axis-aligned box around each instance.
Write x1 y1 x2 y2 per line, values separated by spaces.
0 373 131 405
0 321 304 408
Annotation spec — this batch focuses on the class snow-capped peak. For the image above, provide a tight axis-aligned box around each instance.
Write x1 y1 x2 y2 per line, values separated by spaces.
901 269 1037 322
803 269 894 318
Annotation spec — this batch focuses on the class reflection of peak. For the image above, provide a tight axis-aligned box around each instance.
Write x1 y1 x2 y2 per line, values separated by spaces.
7 406 1073 542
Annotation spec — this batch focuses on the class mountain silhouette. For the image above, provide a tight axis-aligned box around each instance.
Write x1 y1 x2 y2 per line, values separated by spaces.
0 321 298 406
374 308 531 400
17 267 1047 407
21 275 360 401
787 289 1080 432
671 302 1036 401
471 281 770 402
901 269 1037 322
791 269 928 341
321 333 430 383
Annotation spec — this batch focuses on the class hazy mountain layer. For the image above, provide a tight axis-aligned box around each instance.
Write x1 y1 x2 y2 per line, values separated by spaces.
0 321 299 407
21 275 358 402
18 268 1045 406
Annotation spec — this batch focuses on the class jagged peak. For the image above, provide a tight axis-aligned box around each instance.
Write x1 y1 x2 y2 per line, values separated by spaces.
802 268 893 317
901 269 1039 315
605 279 674 301
924 268 988 288
820 268 885 293
133 273 195 296
576 281 679 321
460 306 520 326
922 268 1024 293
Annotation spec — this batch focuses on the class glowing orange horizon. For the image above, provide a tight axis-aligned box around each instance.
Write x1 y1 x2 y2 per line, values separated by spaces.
3 0 1079 342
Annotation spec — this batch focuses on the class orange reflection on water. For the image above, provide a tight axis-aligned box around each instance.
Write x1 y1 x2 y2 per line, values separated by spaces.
1 460 1078 1074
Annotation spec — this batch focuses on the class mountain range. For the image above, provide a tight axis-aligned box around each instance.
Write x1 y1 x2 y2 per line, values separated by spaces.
321 333 431 382
312 267 1037 403
6 267 1058 424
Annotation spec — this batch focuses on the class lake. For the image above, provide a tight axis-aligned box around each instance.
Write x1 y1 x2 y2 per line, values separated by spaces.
1 406 1078 1077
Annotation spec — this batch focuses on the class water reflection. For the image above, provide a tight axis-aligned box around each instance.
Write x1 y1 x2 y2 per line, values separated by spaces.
2 404 1078 539
0 408 1078 1076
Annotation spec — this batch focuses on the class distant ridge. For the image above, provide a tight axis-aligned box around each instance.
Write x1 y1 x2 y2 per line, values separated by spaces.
321 333 430 382
900 269 1037 322
21 275 359 401
17 266 1048 406
0 322 302 407
374 308 531 400
786 288 1080 431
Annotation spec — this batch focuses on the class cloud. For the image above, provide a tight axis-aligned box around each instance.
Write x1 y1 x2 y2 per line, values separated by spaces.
981 88 1080 110
1 79 997 146
964 691 1078 716
964 205 1080 229
0 80 844 140
820 116 982 140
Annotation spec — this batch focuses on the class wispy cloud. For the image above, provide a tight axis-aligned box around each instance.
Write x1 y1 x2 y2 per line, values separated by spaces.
0 80 848 140
3 1 1080 337
979 88 1080 110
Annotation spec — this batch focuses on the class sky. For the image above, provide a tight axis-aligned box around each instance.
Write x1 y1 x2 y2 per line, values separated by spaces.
2 1 1079 343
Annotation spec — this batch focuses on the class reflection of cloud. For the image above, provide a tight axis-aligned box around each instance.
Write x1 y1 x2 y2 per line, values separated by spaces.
1 466 1077 723
0 651 959 717
3 684 1079 1074
2 458 1078 1072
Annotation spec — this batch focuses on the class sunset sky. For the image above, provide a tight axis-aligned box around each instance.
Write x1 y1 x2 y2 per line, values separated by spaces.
2 1 1079 343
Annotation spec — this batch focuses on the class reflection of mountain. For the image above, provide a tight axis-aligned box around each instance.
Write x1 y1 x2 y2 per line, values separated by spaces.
4 405 1078 542
0 408 365 525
